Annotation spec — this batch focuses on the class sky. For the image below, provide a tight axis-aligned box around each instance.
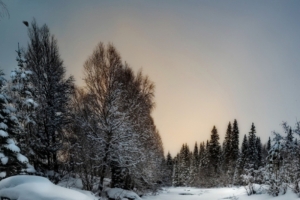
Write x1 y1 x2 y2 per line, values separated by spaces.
1 0 300 156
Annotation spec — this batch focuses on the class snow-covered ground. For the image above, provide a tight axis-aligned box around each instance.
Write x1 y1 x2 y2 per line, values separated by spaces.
0 175 97 200
0 176 299 200
142 187 298 200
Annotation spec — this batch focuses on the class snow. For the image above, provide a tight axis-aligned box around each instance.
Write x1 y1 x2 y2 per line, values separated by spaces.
0 172 6 178
0 175 96 200
26 163 36 173
142 187 299 200
107 188 142 200
0 122 7 130
10 71 16 78
25 98 38 108
1 157 8 165
4 139 20 152
17 153 28 163
0 130 8 137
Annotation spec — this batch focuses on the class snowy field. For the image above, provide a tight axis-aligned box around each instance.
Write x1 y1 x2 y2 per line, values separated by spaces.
0 175 299 200
142 187 298 200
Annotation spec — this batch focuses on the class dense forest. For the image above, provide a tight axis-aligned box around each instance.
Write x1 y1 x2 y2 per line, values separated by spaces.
1 19 300 198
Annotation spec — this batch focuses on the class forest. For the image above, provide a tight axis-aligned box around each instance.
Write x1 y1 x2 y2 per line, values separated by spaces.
1 19 300 199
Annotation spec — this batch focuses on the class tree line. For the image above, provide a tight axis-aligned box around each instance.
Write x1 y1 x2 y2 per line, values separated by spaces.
161 120 268 188
162 119 300 197
0 20 164 193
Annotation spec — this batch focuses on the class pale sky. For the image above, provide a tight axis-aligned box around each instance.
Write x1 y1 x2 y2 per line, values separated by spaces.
1 0 300 156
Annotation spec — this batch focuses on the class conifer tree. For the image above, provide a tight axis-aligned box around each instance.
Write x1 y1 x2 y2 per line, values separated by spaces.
235 134 248 184
9 46 38 168
267 137 271 152
256 137 262 169
231 119 240 166
189 142 199 185
208 126 221 186
199 141 205 167
223 122 232 172
24 20 74 181
193 142 199 168
178 144 190 186
0 71 30 179
247 123 258 169
172 155 180 186
165 152 173 186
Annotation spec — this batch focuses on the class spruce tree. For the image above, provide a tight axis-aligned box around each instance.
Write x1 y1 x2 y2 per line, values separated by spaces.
247 123 258 169
179 144 191 186
165 152 173 186
193 142 199 168
223 122 232 172
10 46 38 168
267 137 271 152
172 155 180 186
199 142 205 167
256 137 262 169
235 134 248 184
0 71 29 179
231 119 240 165
208 126 221 186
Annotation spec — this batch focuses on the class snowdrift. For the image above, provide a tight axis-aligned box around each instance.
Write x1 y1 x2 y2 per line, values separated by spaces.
0 175 95 200
107 188 142 200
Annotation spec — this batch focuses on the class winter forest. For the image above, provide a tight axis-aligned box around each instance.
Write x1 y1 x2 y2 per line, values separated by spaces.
1 2 300 200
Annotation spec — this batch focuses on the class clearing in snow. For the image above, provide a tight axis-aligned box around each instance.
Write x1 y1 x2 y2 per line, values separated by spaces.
142 187 298 200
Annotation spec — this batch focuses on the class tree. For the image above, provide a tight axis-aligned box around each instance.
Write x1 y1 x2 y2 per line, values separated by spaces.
256 137 262 169
235 134 248 184
81 42 162 192
267 137 271 152
163 152 173 186
0 70 30 179
9 45 38 170
207 126 221 186
172 155 180 186
247 123 258 169
24 20 74 182
231 119 239 167
193 142 199 168
223 122 232 173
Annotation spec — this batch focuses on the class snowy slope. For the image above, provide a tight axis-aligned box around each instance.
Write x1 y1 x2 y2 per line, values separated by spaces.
142 187 298 200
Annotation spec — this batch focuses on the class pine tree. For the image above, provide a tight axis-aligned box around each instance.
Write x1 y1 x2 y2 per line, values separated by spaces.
0 71 29 179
